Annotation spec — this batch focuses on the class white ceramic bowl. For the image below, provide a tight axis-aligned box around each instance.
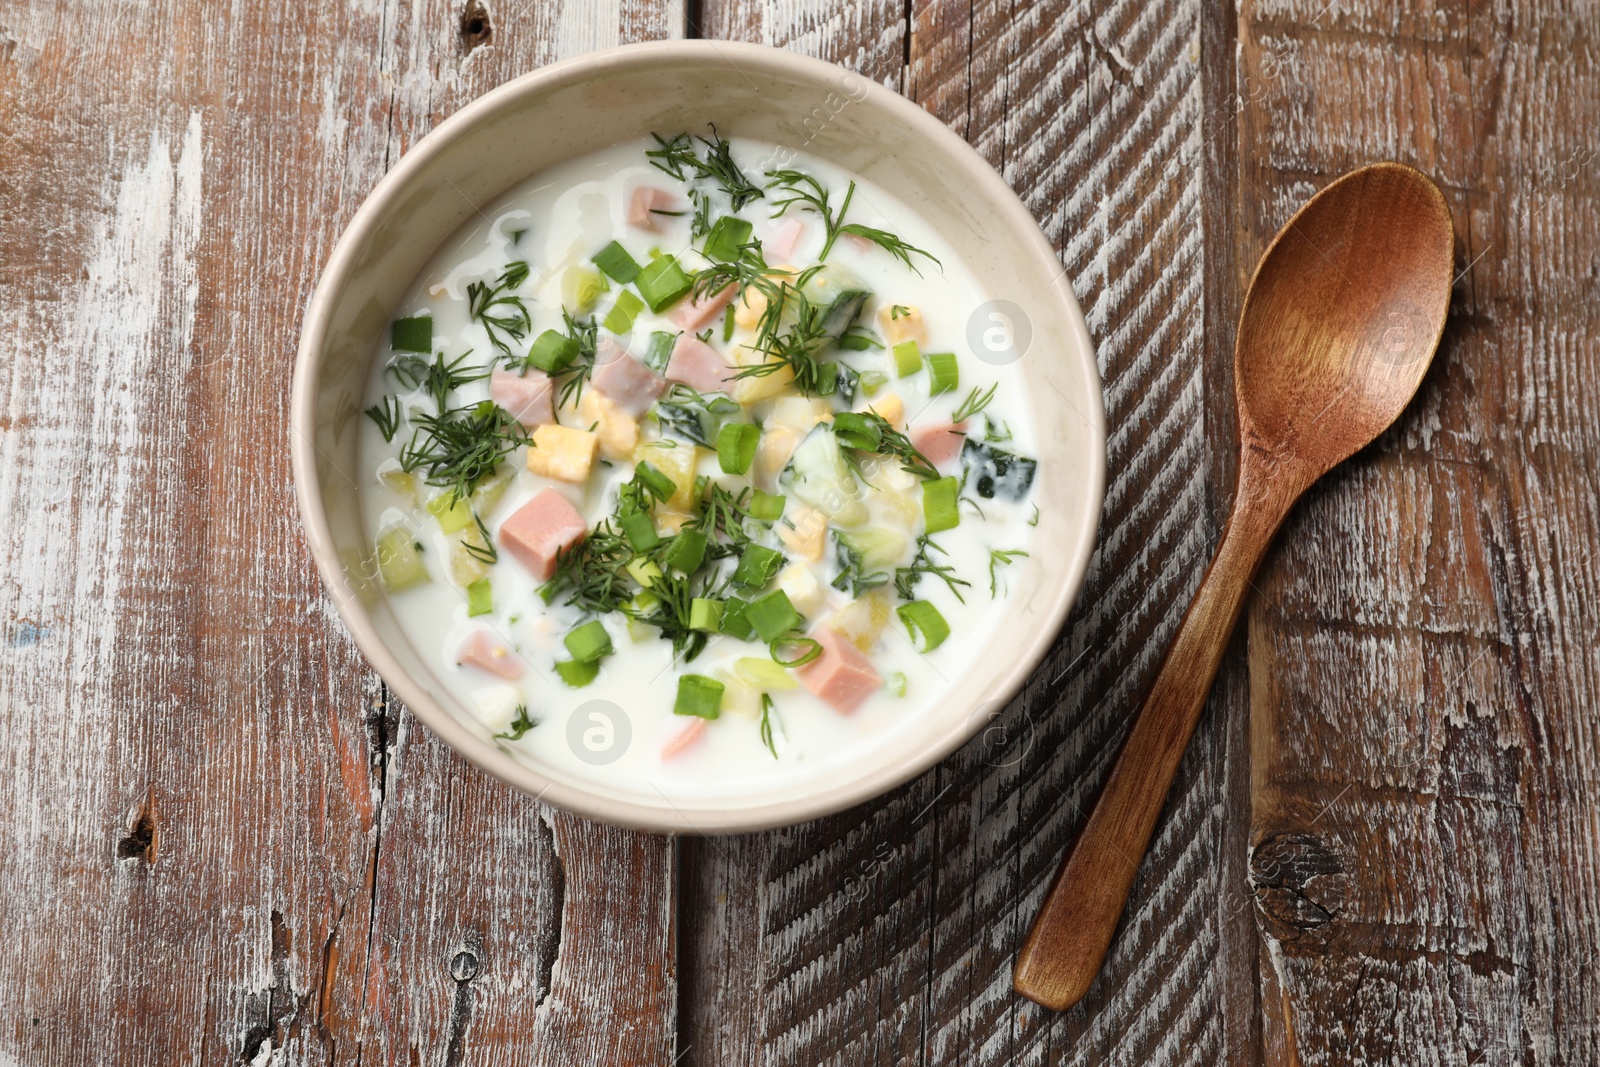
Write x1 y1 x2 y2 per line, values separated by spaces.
291 40 1104 832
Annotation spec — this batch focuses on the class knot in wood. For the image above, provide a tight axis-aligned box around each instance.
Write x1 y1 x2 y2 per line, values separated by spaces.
451 949 480 982
1249 831 1347 945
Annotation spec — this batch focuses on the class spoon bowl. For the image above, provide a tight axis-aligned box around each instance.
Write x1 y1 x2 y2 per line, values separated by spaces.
1236 162 1455 474
1013 162 1455 1011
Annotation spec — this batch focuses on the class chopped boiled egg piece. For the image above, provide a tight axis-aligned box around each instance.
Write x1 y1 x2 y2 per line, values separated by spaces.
777 503 828 562
776 563 828 616
472 685 524 734
878 303 927 347
577 388 640 460
527 423 599 483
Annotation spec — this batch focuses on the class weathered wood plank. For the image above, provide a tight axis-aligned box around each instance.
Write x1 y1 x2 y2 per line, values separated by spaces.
681 1 1259 1064
0 2 683 1065
1236 0 1600 1063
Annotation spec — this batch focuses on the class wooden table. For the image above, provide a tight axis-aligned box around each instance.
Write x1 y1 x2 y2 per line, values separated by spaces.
3 0 1594 1062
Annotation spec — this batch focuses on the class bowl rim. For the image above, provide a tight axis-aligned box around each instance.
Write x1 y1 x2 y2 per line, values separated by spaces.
291 38 1106 833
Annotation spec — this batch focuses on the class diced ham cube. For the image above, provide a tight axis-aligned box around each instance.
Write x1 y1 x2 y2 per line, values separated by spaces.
910 420 968 469
666 335 736 394
796 627 883 715
490 369 554 429
499 488 587 581
457 630 525 680
659 717 707 760
628 187 676 230
669 284 736 331
592 340 669 417
768 218 804 261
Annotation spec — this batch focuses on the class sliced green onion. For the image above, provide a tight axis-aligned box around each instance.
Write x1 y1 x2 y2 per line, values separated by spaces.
859 370 890 396
734 656 799 690
769 636 822 667
704 216 754 262
716 422 761 475
922 476 960 534
634 461 677 501
391 315 433 353
722 302 736 343
892 339 921 377
663 529 708 574
635 254 693 312
603 289 645 334
555 658 600 687
831 411 882 452
562 266 608 312
720 598 754 640
690 598 725 632
749 490 786 521
564 620 614 663
644 330 679 373
897 600 950 652
747 590 801 642
593 240 641 283
466 578 493 617
889 671 908 697
527 329 580 373
619 510 659 552
626 557 663 587
674 674 725 719
926 351 959 395
732 544 784 588
838 331 878 351
426 493 473 534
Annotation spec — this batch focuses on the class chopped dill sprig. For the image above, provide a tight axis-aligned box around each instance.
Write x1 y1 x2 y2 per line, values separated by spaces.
759 694 780 759
646 127 763 210
388 350 488 410
400 398 528 505
364 395 402 442
538 521 634 614
952 383 999 423
553 309 601 406
764 172 939 273
494 704 539 741
467 261 532 360
894 535 971 604
988 548 1029 598
463 513 498 566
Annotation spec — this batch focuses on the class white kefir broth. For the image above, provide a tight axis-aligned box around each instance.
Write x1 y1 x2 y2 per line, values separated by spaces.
356 137 1039 804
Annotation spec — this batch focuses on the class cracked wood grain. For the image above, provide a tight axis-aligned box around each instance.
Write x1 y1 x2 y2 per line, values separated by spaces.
0 1 681 1065
679 0 1261 1064
1236 0 1600 1064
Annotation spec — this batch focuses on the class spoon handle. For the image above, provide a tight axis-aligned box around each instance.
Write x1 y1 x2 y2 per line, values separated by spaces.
1013 470 1286 1011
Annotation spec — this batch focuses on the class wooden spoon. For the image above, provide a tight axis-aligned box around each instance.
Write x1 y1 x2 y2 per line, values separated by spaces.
1013 162 1455 1011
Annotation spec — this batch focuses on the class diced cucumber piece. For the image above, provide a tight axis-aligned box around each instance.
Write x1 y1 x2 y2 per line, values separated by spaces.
375 525 430 591
644 330 679 374
470 464 516 519
734 657 799 691
426 492 473 534
780 424 867 525
466 579 493 616
960 438 1038 501
627 557 663 587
